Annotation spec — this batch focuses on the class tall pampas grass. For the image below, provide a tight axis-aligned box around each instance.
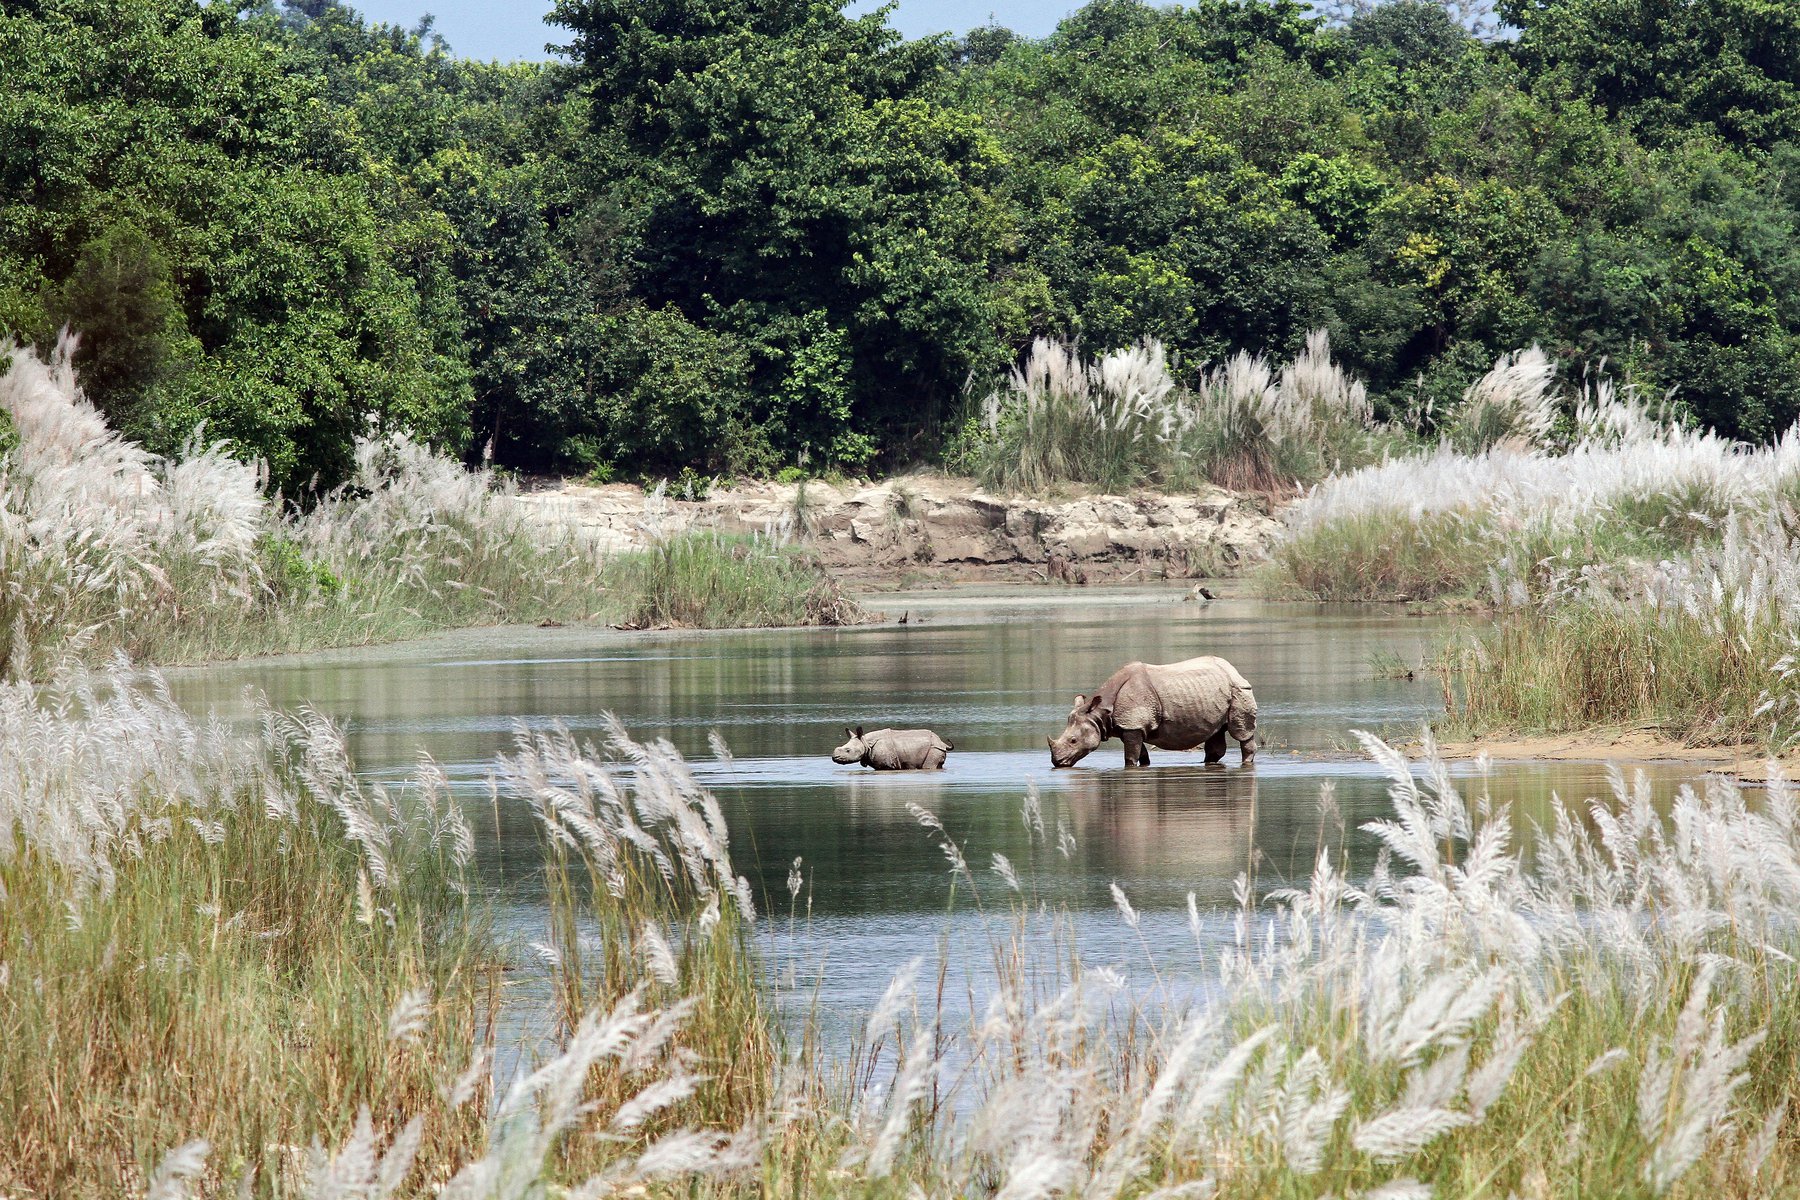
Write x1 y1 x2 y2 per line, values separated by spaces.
971 336 1177 494
1267 356 1799 603
0 658 490 1196
0 338 858 672
18 665 1800 1196
963 331 1394 495
1448 345 1559 452
1182 330 1383 493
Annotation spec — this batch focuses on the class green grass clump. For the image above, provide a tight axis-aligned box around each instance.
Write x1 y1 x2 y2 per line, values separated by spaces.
1263 501 1730 607
1261 509 1496 602
605 531 863 629
1442 587 1775 748
1604 479 1734 551
1438 517 1800 749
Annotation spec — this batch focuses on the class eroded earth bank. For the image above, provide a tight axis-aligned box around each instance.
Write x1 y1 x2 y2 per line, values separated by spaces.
518 473 1284 584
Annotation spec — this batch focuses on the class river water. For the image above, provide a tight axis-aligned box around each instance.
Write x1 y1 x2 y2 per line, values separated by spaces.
168 586 1709 1044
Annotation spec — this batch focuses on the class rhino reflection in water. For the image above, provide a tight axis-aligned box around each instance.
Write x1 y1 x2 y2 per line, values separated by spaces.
831 726 953 770
1049 656 1258 769
1060 767 1259 874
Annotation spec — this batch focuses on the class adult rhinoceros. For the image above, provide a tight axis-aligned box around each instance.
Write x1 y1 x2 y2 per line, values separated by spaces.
1048 656 1257 769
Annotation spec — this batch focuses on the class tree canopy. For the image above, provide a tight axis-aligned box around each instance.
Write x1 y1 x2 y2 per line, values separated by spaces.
8 0 1800 480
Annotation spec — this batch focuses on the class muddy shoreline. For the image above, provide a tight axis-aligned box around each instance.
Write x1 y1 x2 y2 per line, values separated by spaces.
1430 728 1789 782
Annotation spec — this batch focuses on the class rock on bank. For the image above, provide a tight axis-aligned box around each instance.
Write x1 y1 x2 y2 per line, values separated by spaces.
517 474 1282 582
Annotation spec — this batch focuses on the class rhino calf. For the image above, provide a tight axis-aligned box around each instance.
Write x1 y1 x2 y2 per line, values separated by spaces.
831 726 953 770
1048 655 1257 769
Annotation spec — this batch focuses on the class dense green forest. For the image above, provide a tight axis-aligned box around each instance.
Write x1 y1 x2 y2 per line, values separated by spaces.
6 0 1800 490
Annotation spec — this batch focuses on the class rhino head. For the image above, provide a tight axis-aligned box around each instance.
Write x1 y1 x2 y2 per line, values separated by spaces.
831 726 869 764
1048 694 1108 768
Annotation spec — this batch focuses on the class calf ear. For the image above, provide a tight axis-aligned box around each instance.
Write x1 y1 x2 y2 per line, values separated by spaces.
1071 693 1086 711
855 725 864 737
845 727 854 739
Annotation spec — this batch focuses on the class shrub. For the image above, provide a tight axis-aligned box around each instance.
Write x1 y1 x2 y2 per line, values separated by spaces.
963 330 1390 495
604 528 864 629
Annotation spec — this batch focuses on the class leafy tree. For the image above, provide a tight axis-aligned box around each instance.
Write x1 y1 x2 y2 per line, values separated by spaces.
550 0 1009 467
1503 0 1800 148
13 0 1800 487
1346 0 1474 63
51 220 198 433
0 0 470 490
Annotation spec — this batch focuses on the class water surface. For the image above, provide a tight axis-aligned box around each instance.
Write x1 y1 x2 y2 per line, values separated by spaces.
169 586 1711 1041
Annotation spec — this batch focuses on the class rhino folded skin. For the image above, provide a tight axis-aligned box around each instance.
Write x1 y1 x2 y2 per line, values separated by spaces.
1051 655 1257 768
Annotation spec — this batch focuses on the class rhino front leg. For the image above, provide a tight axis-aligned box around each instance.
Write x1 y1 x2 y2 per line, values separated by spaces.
1203 729 1228 764
1227 696 1257 766
1121 729 1148 768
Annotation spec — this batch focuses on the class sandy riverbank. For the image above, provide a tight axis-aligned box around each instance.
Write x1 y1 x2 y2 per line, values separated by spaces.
1432 728 1787 779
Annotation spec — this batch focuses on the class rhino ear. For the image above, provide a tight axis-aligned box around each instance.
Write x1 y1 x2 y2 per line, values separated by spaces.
1046 735 1055 748
845 727 854 740
855 725 864 737
1071 693 1086 711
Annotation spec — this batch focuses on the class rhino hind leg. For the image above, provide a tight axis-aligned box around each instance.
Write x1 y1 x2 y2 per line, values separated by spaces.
1203 729 1228 765
923 746 948 769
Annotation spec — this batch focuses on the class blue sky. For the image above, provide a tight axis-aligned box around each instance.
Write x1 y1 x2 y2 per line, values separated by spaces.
349 0 1079 61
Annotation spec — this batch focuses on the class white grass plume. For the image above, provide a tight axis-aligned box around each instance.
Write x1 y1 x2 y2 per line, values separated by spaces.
143 1139 210 1200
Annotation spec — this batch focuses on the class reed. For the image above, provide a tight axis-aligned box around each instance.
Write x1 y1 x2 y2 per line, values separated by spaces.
0 662 493 1197
1443 515 1800 749
0 340 854 673
963 331 1394 496
497 720 778 1180
16 668 1800 1198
